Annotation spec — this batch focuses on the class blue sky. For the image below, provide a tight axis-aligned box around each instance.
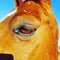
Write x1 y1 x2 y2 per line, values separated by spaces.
0 0 60 46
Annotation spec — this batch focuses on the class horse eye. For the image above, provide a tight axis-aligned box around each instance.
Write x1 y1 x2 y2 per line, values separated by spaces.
13 24 36 38
13 25 36 34
18 26 36 34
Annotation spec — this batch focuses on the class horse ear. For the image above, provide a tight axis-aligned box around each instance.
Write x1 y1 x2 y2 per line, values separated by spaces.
14 0 51 7
14 0 40 7
14 0 23 7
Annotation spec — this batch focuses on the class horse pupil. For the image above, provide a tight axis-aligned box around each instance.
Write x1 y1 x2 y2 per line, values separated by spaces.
20 26 33 34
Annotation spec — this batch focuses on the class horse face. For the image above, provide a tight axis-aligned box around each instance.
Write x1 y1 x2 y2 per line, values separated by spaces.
0 0 58 60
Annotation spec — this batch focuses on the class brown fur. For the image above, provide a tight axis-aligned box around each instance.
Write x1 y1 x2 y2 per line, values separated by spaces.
0 0 58 60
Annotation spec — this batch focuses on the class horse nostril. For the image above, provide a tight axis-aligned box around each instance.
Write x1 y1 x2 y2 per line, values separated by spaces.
0 54 14 60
